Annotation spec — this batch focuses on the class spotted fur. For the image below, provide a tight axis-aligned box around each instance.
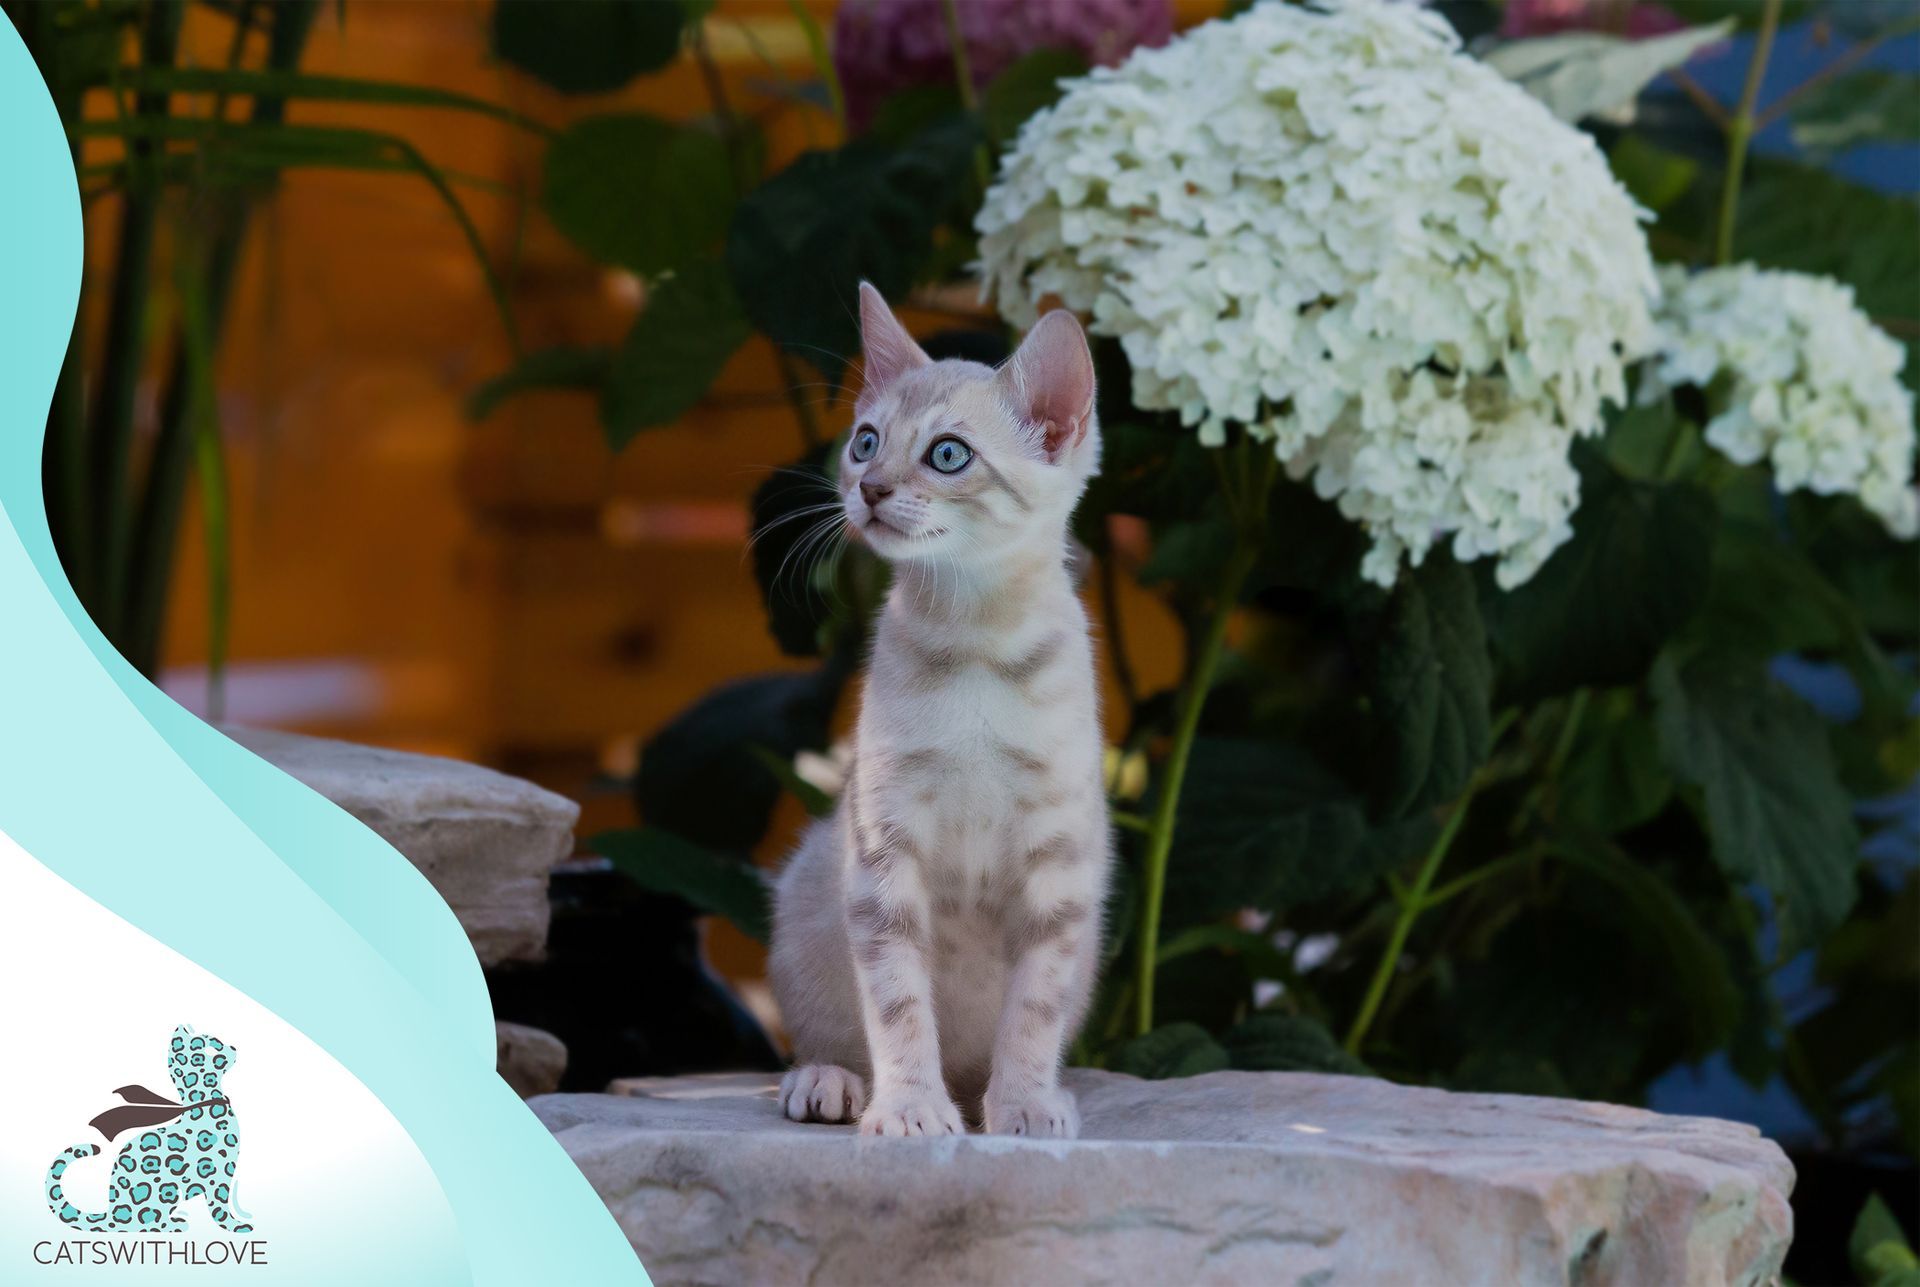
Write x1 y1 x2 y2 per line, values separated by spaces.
45 1027 250 1233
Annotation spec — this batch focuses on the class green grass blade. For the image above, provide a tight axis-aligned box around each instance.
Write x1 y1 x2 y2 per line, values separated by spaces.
122 65 555 138
783 0 845 138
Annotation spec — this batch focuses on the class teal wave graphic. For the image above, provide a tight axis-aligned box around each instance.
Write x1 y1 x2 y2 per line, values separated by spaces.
0 15 644 1284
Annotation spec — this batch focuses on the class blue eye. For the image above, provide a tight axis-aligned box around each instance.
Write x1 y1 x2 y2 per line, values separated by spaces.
928 437 972 473
851 427 879 462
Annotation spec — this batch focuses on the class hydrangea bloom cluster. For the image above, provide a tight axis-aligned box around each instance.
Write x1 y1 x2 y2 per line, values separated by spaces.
976 0 1659 587
832 0 1172 131
1647 264 1918 538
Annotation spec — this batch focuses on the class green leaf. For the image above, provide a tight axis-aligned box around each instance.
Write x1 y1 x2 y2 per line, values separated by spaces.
1650 653 1860 950
746 744 835 818
726 115 981 374
1608 134 1699 214
1367 553 1493 817
1554 838 1741 1055
783 0 845 135
1108 1023 1230 1079
491 0 682 95
1138 510 1232 586
1791 69 1920 157
636 668 846 854
1074 416 1218 542
76 118 519 347
467 345 611 420
123 66 552 136
542 114 734 278
1825 1 1920 40
1558 695 1672 836
1734 163 1920 351
1484 20 1731 123
1852 1193 1919 1285
592 827 772 942
1443 890 1681 1101
1663 0 1818 31
982 48 1088 147
1222 1014 1370 1076
750 446 845 657
1695 519 1859 660
864 85 965 145
1168 738 1430 924
1487 453 1714 702
601 258 752 448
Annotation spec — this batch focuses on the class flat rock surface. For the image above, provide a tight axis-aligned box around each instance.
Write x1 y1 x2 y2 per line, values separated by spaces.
534 1069 1793 1287
226 726 577 964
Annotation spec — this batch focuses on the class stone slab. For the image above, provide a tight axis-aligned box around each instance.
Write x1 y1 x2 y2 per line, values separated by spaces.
497 1021 568 1098
533 1069 1793 1286
225 725 576 964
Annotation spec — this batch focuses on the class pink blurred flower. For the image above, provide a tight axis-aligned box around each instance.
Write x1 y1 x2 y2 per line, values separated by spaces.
1501 0 1688 39
832 0 1174 131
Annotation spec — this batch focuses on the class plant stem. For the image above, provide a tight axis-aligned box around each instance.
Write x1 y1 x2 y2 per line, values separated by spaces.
691 13 827 455
939 0 978 113
1132 448 1277 1036
1545 687 1591 780
938 0 993 188
1421 846 1541 913
1753 16 1919 132
1132 539 1256 1036
1343 782 1480 1056
775 349 825 450
1664 67 1729 133
125 0 318 677
1714 0 1784 266
90 0 184 644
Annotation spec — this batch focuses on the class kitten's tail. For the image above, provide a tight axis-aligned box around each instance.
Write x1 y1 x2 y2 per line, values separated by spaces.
46 1144 114 1229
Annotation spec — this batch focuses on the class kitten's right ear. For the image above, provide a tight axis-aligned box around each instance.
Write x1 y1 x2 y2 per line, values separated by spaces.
857 281 930 410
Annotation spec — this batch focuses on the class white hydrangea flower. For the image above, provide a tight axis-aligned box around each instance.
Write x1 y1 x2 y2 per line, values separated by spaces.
977 0 1658 588
1645 264 1918 538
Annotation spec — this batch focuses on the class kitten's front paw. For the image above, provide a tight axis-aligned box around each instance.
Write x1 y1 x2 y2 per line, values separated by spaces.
859 1086 963 1137
779 1064 867 1124
984 1086 1080 1138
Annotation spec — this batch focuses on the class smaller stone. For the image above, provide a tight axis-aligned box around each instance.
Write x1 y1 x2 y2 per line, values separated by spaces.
223 726 578 965
497 1022 568 1098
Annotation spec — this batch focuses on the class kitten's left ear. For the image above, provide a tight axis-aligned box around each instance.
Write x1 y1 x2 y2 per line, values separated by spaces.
998 309 1095 464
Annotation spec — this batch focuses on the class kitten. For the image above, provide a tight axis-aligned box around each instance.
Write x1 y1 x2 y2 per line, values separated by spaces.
768 283 1111 1138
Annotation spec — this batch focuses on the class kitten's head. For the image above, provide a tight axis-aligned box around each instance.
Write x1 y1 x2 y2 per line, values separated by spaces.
169 1025 236 1099
840 282 1098 567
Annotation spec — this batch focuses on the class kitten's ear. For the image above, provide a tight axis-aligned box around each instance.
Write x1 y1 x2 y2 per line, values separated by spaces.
998 309 1095 464
857 281 929 409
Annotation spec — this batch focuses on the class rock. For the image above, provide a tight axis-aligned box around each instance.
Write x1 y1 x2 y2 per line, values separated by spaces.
533 1069 1793 1286
225 726 576 965
496 1021 568 1098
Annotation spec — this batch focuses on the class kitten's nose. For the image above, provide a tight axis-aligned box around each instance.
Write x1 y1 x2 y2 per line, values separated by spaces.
860 480 893 507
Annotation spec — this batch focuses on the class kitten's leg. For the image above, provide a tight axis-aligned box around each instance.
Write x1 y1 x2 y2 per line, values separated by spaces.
983 853 1101 1138
778 1063 866 1124
846 839 962 1136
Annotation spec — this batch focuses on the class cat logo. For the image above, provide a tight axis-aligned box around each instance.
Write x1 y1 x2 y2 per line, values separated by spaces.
42 1025 254 1236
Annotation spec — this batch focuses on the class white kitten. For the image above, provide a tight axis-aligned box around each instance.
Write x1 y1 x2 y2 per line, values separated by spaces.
768 283 1112 1138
